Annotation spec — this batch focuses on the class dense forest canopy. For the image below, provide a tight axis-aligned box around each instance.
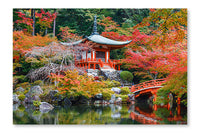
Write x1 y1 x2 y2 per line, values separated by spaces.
13 9 150 37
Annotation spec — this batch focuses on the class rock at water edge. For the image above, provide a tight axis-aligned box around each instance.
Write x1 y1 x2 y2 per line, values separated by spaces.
29 85 43 95
115 97 122 104
109 94 116 104
111 87 121 94
39 102 54 113
13 94 19 103
25 85 43 103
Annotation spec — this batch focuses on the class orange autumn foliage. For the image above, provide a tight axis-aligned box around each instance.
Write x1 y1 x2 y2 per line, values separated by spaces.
13 31 56 54
50 70 105 98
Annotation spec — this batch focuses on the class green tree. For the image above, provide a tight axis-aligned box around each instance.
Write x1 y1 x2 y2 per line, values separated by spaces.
120 71 133 82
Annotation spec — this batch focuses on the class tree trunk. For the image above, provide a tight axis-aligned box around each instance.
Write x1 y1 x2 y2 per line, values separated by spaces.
45 27 48 35
53 9 57 37
31 9 35 36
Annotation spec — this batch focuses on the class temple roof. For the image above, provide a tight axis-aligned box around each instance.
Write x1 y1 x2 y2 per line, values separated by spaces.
60 15 132 46
87 34 132 45
60 35 131 46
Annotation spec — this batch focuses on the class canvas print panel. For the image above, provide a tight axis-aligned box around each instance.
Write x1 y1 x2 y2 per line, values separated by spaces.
13 8 187 124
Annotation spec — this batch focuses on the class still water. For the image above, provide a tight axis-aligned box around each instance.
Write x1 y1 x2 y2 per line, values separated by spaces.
13 102 187 125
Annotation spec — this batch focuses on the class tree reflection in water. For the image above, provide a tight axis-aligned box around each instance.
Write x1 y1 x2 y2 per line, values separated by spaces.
13 102 187 124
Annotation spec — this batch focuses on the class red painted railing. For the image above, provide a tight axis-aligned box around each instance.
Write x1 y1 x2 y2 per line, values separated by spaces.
98 59 103 67
108 59 113 68
75 58 122 70
131 79 166 92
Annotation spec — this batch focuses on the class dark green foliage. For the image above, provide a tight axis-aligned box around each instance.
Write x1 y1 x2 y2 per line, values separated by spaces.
14 57 44 76
110 47 127 59
154 108 170 119
13 8 150 40
154 88 171 105
13 75 27 84
120 71 133 82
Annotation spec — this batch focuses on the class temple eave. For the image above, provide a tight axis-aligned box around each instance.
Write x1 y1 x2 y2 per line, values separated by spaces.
87 34 132 46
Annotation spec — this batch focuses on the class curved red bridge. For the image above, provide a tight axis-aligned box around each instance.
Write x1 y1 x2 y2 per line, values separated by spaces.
131 79 166 98
129 79 185 124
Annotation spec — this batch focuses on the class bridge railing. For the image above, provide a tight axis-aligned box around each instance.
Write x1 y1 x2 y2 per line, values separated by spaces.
131 78 166 92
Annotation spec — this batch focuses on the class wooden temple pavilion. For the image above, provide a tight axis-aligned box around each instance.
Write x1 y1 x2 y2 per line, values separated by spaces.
61 16 132 71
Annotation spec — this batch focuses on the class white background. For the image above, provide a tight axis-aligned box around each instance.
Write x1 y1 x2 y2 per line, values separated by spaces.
0 0 199 132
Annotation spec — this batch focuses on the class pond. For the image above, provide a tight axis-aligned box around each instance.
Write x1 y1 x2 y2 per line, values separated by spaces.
13 102 187 125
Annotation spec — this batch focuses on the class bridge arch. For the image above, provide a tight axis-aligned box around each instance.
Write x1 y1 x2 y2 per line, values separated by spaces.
131 79 166 101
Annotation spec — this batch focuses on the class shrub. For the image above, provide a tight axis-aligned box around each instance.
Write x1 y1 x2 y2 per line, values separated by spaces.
120 87 130 95
13 75 27 84
112 80 121 87
15 87 24 95
116 94 128 103
23 88 29 95
33 100 41 107
18 94 26 101
18 105 25 111
102 80 121 88
120 71 133 82
102 89 114 101
16 82 31 89
50 70 105 98
32 80 43 86
102 80 113 88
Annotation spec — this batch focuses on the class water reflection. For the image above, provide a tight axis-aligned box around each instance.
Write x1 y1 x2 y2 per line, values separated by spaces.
129 102 187 124
13 102 187 124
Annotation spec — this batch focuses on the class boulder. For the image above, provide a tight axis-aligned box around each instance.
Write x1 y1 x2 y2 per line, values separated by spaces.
77 96 92 104
69 96 79 104
41 90 62 104
109 94 116 104
62 97 72 106
95 93 103 100
101 70 122 82
49 90 58 97
111 87 121 94
28 85 43 95
115 97 122 104
128 94 135 101
15 87 25 93
13 103 19 111
39 102 54 113
87 69 99 77
102 100 109 104
94 100 102 105
24 95 40 103
25 85 43 103
13 94 19 103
